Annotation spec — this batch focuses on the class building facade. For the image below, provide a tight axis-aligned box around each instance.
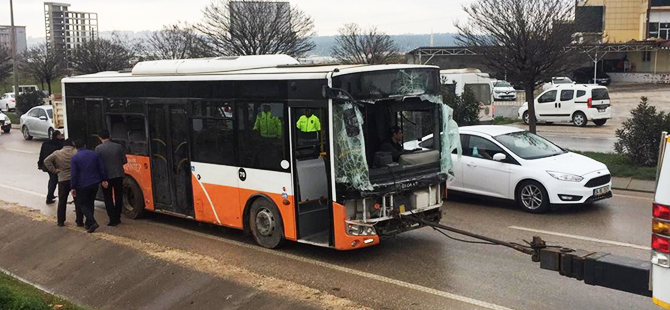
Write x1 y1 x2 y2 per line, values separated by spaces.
0 26 27 53
44 2 98 52
576 0 670 81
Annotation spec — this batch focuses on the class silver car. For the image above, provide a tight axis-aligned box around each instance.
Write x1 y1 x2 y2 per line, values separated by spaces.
20 105 55 140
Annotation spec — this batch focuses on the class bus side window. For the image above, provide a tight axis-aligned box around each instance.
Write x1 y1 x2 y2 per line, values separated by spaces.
238 102 287 171
109 114 147 155
191 101 235 165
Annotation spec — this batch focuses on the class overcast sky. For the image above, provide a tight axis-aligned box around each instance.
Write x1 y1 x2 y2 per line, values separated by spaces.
3 0 473 38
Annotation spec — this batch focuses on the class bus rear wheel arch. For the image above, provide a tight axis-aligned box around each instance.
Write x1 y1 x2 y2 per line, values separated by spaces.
248 198 285 249
122 176 145 219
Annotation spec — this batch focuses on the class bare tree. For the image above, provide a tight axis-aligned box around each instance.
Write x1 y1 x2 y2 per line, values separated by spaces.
19 43 66 95
331 23 400 65
457 0 579 133
145 22 215 60
196 0 315 57
0 46 12 83
69 36 136 74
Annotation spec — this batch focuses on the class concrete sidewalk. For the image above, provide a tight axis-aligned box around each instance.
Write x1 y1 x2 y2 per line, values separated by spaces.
0 207 335 310
612 176 655 193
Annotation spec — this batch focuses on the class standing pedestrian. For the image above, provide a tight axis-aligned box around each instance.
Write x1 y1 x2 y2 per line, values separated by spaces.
38 130 64 204
70 139 108 233
95 130 127 226
43 139 82 227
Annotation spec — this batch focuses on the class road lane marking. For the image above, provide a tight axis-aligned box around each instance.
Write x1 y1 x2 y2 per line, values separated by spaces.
2 148 36 154
152 222 514 310
613 193 653 201
508 226 651 251
0 183 44 197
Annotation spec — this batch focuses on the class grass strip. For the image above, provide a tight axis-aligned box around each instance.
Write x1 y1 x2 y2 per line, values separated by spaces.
0 271 86 310
573 151 656 181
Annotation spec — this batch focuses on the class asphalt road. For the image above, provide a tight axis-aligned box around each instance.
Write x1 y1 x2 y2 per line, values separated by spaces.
0 131 657 310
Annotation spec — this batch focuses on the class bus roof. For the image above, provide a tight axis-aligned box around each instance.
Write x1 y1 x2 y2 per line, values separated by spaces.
62 55 439 83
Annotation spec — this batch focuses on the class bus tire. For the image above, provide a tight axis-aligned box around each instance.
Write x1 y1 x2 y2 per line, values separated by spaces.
122 176 145 219
249 198 285 249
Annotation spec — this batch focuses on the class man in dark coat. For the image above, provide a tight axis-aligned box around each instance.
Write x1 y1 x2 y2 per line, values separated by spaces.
38 130 64 204
95 130 127 226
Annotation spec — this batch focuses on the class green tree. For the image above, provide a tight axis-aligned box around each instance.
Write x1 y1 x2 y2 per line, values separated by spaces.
614 97 670 167
442 85 480 126
16 91 46 115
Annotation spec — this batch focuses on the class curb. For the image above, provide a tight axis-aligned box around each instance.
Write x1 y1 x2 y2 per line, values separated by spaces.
611 177 655 193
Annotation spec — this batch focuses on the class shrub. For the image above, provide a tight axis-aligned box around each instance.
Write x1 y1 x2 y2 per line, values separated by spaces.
15 91 46 116
442 85 480 126
614 96 670 167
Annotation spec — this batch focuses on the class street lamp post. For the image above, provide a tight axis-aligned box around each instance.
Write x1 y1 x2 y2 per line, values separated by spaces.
10 0 19 99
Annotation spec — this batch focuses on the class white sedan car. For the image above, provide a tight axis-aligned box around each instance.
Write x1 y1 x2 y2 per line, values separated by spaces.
449 125 612 213
0 92 15 112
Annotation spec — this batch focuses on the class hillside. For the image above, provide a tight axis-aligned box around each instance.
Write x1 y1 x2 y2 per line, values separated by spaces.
27 32 458 56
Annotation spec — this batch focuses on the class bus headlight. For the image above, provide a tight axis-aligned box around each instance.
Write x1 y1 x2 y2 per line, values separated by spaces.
652 251 670 268
346 221 376 236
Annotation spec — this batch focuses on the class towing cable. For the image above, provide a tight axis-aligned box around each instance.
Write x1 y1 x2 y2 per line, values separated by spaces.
400 211 652 297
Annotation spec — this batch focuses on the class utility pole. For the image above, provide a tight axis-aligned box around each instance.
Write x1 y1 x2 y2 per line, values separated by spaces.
10 0 19 98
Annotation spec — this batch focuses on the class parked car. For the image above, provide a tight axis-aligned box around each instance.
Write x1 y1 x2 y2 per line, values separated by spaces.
492 80 517 101
573 67 611 85
20 105 55 140
0 110 11 133
448 125 612 213
542 77 574 91
0 93 16 112
517 84 611 127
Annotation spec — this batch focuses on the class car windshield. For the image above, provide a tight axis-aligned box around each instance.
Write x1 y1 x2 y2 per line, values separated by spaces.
494 81 511 87
552 77 572 84
494 131 566 159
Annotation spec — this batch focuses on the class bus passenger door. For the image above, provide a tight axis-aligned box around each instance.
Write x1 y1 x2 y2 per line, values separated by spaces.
148 104 194 217
291 107 332 247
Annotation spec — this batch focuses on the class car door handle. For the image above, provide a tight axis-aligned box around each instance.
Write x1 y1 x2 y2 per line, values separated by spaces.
466 162 477 167
555 103 557 108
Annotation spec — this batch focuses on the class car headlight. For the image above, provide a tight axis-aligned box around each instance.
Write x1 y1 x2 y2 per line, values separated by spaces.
547 171 583 182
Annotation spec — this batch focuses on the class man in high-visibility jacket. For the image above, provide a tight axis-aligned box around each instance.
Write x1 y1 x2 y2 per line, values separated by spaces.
296 109 321 133
253 104 282 138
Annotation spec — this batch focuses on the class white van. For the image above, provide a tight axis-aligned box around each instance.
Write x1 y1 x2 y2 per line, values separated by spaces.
517 84 611 127
11 85 39 94
440 68 494 123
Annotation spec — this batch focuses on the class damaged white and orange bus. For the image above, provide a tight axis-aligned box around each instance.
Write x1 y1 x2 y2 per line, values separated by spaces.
61 55 460 250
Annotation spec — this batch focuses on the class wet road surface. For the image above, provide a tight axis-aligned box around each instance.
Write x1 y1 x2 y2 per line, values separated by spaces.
0 130 657 310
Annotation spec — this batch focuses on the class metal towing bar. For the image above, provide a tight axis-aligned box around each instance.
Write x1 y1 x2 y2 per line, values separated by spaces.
403 213 652 297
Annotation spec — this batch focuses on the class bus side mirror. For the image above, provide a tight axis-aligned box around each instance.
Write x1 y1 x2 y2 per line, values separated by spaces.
322 86 355 102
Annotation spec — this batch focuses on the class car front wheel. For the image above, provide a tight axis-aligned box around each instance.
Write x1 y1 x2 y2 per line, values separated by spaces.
516 181 550 213
22 126 32 140
522 111 529 124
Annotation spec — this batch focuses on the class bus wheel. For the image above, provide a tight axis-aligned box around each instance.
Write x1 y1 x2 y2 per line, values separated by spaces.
249 199 284 249
122 177 145 219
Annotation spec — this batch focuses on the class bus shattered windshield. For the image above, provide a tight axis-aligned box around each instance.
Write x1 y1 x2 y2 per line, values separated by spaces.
331 68 460 233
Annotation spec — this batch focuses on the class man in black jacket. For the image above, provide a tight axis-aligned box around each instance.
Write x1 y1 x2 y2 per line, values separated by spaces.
38 130 64 204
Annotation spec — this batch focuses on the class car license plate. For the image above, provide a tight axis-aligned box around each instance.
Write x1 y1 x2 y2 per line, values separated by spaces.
594 185 610 196
598 108 606 112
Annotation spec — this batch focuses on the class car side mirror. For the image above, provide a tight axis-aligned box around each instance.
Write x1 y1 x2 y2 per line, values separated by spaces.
39 116 47 121
493 153 507 162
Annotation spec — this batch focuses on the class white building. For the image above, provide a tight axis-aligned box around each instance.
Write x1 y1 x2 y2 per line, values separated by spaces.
44 2 98 52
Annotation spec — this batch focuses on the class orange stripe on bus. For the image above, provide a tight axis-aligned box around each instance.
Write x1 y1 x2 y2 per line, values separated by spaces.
124 155 154 211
